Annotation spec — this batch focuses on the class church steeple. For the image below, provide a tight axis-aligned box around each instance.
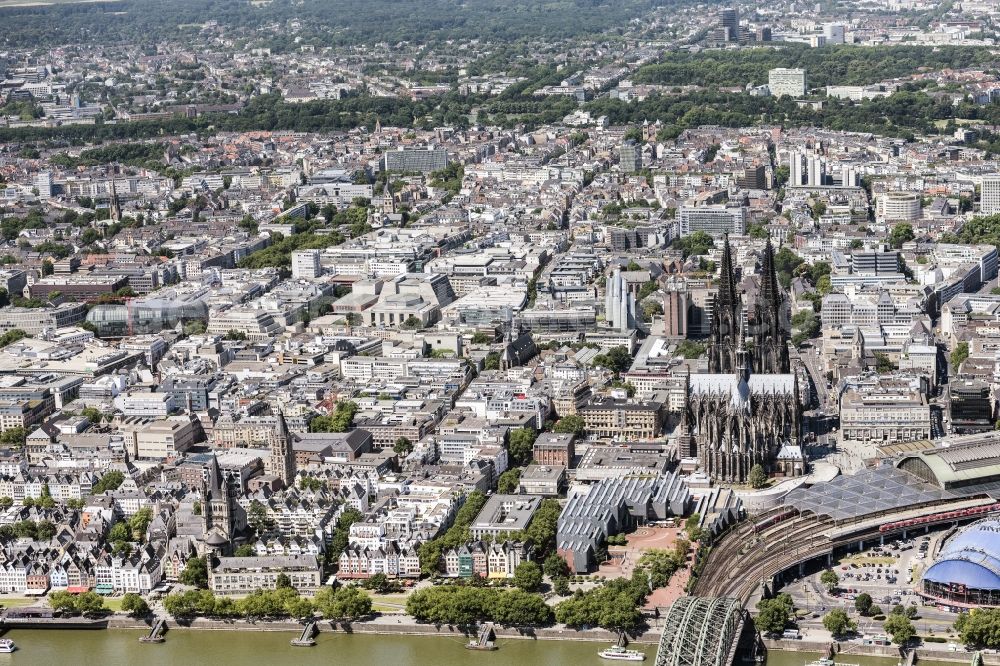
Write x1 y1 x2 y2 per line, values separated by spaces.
108 168 121 222
707 234 742 374
751 238 791 374
717 234 739 313
267 409 296 488
852 327 866 369
759 239 780 312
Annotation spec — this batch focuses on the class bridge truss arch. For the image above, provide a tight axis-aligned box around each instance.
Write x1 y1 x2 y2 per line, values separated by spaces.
654 597 748 666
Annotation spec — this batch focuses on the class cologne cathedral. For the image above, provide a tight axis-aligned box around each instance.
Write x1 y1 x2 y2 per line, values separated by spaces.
707 238 790 375
681 236 801 483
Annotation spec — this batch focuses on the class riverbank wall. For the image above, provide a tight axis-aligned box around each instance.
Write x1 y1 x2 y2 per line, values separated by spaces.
97 616 663 644
763 638 996 664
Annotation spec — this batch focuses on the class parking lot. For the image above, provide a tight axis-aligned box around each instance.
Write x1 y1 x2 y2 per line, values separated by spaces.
786 527 965 637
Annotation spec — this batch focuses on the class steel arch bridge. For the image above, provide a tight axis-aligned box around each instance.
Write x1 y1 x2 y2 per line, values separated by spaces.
654 597 748 666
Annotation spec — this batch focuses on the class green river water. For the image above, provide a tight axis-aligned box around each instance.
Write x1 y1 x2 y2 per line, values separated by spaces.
0 630 967 666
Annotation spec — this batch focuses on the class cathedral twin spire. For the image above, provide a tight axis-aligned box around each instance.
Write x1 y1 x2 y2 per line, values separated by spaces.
707 235 790 376
707 236 742 374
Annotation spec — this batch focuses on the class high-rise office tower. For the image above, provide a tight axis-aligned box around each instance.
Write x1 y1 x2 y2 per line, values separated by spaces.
768 68 807 97
291 249 322 279
823 24 846 44
807 155 824 187
663 277 689 340
789 150 804 187
605 269 637 332
982 175 1000 215
620 140 642 173
719 8 740 41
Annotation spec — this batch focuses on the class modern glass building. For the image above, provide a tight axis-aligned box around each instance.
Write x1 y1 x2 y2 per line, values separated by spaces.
86 291 209 337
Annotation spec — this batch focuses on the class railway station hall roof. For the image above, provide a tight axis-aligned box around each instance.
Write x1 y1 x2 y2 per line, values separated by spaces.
783 466 955 522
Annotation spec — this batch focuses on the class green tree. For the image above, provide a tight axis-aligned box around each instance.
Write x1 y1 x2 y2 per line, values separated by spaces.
471 331 493 344
330 507 364 560
492 588 554 626
497 468 521 494
555 577 646 634
49 590 78 614
234 544 255 557
552 415 585 437
81 407 104 424
642 300 663 321
163 590 199 619
822 608 856 638
888 222 915 249
108 521 131 543
635 548 682 588
128 507 153 541
684 514 704 542
543 553 569 579
755 597 790 635
75 591 107 617
815 274 832 296
791 310 820 346
363 573 399 594
747 464 768 489
313 585 372 621
35 520 56 540
513 561 543 592
247 499 276 536
0 329 28 349
92 470 125 494
276 573 293 589
952 342 970 369
820 569 839 592
0 427 25 448
180 556 209 589
13 520 37 539
553 577 571 596
591 346 633 375
309 401 358 433
675 340 706 359
507 427 536 467
285 595 315 620
393 436 413 457
855 592 873 616
483 351 502 370
955 608 1000 648
884 613 916 645
874 352 895 373
121 592 150 618
521 499 562 559
672 230 714 258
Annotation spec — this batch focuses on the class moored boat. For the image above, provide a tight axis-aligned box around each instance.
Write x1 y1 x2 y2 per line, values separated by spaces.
598 646 646 661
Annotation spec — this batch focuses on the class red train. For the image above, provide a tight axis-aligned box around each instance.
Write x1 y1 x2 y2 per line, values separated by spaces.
754 508 799 532
878 502 1000 533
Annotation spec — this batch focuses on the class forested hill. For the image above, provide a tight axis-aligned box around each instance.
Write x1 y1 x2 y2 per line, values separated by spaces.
0 0 683 48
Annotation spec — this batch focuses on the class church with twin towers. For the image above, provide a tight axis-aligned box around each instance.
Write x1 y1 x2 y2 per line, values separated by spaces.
680 236 802 484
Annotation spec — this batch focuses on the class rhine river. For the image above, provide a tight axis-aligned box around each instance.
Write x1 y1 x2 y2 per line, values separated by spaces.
0 630 967 666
